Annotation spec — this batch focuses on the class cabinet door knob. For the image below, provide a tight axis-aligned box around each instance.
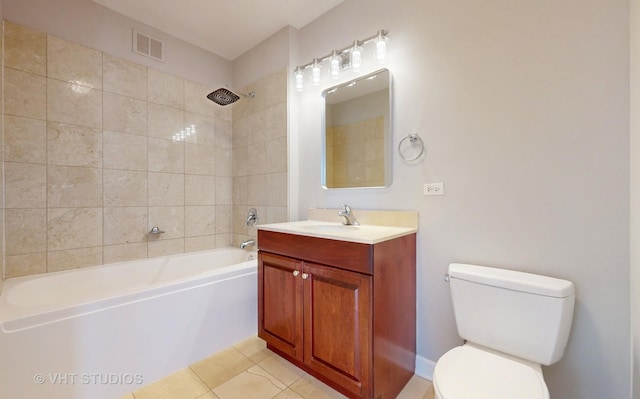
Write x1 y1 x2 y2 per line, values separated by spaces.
293 270 300 277
302 273 309 280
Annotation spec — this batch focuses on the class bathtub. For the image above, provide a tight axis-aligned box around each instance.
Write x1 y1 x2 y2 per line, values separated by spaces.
0 248 258 399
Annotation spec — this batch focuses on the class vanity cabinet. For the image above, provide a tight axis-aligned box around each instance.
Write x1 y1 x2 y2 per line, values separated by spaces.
257 229 416 399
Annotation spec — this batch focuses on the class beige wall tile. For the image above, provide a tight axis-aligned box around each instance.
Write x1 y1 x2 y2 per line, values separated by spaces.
184 80 217 116
47 35 102 89
104 242 148 264
185 236 216 252
215 176 233 205
185 175 215 205
247 175 266 205
148 206 185 240
47 78 102 128
267 172 288 206
4 68 46 119
184 112 215 146
5 162 46 208
47 122 102 167
104 207 148 245
47 247 102 272
265 207 288 224
103 54 147 100
148 69 184 108
5 208 47 255
103 92 148 136
265 137 288 173
215 205 233 234
148 138 184 173
148 172 184 206
147 238 184 258
148 103 184 140
216 148 233 177
5 253 47 278
185 144 216 175
47 208 102 251
104 169 148 207
103 131 147 171
232 206 248 236
231 146 247 177
185 206 216 237
215 234 232 248
215 118 233 149
4 21 46 75
48 165 102 208
247 141 267 174
233 176 248 205
4 115 47 163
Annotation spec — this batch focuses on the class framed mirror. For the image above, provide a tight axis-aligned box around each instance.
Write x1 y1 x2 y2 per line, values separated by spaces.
321 68 392 189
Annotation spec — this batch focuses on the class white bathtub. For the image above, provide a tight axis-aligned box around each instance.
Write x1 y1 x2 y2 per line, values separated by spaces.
0 248 258 399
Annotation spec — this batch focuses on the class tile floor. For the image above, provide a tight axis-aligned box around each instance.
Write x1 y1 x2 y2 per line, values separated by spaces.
120 336 435 399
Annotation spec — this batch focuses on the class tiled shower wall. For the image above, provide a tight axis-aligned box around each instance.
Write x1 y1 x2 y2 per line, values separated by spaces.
231 70 288 245
2 21 237 278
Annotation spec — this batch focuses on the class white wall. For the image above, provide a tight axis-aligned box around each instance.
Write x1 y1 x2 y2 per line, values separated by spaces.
292 0 630 398
631 0 639 397
2 0 231 87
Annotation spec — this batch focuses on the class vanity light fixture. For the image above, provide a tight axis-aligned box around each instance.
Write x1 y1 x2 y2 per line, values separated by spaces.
311 58 322 86
374 30 388 64
330 50 341 79
293 29 389 92
295 66 304 92
350 40 363 72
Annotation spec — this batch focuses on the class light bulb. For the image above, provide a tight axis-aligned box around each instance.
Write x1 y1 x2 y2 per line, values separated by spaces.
311 58 322 86
330 50 341 79
374 30 388 64
350 41 363 72
295 67 304 92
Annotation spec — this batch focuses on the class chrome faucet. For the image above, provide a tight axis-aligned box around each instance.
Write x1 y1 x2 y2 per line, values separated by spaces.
338 204 360 226
149 226 165 235
240 239 256 249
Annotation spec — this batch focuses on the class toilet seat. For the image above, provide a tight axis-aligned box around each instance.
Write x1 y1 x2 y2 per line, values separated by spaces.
433 344 549 399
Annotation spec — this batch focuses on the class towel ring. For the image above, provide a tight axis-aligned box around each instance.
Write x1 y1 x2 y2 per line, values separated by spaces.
398 134 425 161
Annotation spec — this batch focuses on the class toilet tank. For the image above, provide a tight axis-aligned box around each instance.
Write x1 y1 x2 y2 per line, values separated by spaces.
448 263 575 366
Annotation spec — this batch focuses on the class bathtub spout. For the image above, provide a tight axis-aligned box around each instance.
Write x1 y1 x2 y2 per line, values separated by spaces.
240 239 255 249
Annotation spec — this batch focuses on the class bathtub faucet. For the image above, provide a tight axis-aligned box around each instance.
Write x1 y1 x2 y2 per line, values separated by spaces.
240 239 255 249
149 226 165 235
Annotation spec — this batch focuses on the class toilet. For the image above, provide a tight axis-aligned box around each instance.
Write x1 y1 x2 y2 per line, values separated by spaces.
433 263 575 399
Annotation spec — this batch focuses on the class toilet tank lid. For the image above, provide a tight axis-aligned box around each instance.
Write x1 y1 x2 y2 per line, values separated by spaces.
449 263 574 298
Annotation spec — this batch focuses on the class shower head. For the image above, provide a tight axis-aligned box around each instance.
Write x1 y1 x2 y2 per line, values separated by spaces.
206 88 255 106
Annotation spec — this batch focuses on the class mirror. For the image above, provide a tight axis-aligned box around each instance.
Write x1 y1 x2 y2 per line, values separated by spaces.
322 68 392 189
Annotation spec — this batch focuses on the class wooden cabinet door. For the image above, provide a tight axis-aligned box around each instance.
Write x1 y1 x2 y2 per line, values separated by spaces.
258 252 304 361
303 262 372 398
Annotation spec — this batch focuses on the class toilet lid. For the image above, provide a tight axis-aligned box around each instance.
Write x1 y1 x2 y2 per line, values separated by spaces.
433 345 549 399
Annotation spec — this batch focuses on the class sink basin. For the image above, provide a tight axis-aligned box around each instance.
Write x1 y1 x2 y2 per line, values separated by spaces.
303 224 360 233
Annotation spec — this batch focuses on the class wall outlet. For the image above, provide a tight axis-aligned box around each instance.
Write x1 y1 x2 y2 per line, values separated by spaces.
424 183 444 196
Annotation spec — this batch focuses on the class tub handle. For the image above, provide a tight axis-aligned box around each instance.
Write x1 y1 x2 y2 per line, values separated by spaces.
293 270 300 277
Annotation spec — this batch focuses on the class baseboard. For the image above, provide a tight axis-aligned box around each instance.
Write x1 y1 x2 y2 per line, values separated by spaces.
415 355 436 381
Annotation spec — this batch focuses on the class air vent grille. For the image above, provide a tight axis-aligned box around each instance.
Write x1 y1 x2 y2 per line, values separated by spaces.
133 30 165 62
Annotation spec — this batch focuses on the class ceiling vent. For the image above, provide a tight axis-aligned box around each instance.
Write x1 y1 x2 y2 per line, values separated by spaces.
133 29 165 62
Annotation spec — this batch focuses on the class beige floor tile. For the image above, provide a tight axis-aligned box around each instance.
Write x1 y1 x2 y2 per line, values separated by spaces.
273 388 304 399
396 375 434 399
213 365 286 399
233 336 271 364
197 391 220 399
190 347 254 389
424 383 436 399
133 368 209 399
289 374 348 399
257 353 305 386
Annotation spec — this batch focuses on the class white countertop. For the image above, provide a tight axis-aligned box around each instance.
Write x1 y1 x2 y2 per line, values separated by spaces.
257 220 417 244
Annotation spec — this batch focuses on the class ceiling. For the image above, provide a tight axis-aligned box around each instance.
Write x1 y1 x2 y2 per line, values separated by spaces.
92 0 344 60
